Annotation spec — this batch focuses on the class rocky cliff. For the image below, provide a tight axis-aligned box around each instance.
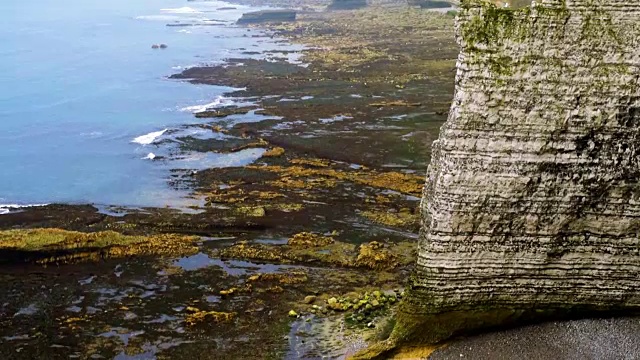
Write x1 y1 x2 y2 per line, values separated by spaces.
356 0 640 356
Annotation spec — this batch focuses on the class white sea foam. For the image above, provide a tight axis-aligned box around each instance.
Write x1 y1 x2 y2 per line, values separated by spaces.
174 148 265 170
160 7 203 14
319 114 353 124
143 153 157 160
170 127 232 141
0 204 48 215
171 64 198 71
180 96 231 113
132 129 168 145
135 15 180 21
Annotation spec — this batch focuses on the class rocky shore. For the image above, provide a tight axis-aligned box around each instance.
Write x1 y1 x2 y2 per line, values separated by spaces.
0 3 458 359
4 0 640 358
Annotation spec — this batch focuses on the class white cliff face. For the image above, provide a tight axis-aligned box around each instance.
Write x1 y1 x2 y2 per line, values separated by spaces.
400 0 640 344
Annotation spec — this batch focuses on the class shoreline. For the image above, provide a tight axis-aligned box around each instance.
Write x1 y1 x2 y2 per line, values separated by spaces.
3 3 640 360
0 0 298 212
0 3 459 359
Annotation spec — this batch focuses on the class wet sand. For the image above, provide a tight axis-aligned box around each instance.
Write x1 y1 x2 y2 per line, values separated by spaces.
429 317 640 360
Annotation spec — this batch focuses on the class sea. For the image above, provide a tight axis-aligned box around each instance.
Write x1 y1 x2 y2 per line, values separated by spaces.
0 0 294 212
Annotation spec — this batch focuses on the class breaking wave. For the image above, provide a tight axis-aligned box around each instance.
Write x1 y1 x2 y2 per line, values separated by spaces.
160 7 203 14
180 96 232 113
132 129 168 145
0 204 48 215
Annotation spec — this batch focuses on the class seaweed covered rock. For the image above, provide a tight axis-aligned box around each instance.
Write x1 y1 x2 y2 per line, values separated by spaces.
0 228 198 265
359 0 640 356
184 307 236 327
355 241 398 270
287 232 335 248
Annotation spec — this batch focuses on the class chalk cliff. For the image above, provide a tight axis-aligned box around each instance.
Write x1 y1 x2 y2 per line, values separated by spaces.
357 0 640 355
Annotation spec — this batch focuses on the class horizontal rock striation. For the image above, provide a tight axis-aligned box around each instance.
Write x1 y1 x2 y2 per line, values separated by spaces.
379 0 640 350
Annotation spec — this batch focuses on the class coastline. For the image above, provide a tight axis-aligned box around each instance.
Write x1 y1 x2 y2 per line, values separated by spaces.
4 2 640 360
0 3 458 359
0 0 296 211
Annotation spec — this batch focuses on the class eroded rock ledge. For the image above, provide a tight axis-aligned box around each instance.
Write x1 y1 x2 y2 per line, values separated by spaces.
357 0 640 356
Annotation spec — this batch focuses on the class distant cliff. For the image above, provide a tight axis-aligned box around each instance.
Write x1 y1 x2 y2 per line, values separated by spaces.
355 0 640 357
236 10 296 24
327 0 367 10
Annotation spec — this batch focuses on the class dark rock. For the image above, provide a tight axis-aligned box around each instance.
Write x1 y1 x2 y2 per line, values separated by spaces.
194 106 256 119
327 0 367 10
408 0 452 9
236 10 296 24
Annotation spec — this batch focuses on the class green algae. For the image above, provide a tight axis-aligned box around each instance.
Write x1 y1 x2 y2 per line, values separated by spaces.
262 146 286 157
460 1 530 46
0 228 199 264
185 307 236 327
288 232 335 247
0 228 143 251
218 238 415 271
249 163 425 196
359 209 418 228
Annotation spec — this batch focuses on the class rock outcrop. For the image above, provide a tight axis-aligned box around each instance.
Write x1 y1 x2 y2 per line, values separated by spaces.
357 0 640 356
236 10 296 24
408 0 452 9
327 0 367 10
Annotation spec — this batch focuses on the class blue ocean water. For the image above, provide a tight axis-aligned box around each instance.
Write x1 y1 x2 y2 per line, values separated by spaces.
0 0 273 208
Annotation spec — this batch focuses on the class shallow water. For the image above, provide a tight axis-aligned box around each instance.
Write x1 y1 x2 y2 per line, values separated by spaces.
173 252 302 275
0 0 285 208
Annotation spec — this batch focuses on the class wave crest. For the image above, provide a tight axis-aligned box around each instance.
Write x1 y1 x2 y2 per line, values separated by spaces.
135 15 180 21
132 129 168 145
180 96 232 113
0 204 48 215
160 7 203 14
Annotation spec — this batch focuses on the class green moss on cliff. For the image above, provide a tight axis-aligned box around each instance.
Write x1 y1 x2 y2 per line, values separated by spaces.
460 1 530 46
